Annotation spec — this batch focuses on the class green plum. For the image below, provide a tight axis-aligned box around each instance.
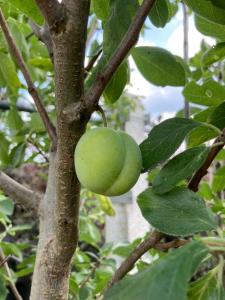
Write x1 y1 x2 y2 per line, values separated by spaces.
75 127 142 196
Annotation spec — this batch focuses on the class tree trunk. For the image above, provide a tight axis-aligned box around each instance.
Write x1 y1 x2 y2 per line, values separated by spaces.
30 1 90 298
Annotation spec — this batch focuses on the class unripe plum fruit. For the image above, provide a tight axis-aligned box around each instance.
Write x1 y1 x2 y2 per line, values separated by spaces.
75 127 142 196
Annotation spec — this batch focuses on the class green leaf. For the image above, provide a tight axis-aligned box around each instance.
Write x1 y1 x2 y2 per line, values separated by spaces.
202 42 225 67
148 0 170 28
187 125 218 147
195 15 225 41
0 280 8 300
188 268 225 300
212 166 225 192
138 187 217 236
0 133 10 165
185 0 225 25
210 0 225 9
103 0 139 56
92 0 109 20
104 61 129 103
140 118 200 171
6 109 23 131
193 107 215 123
0 52 20 93
28 57 53 71
10 143 26 168
152 146 209 194
29 113 46 133
198 182 214 200
79 216 101 246
183 80 225 106
0 198 14 216
132 47 186 87
105 241 208 300
209 101 225 129
8 0 43 25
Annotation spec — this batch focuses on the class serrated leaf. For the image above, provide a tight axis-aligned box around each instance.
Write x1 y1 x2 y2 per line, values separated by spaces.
132 47 186 87
8 0 43 25
183 80 225 106
0 52 20 93
138 187 217 236
185 0 225 25
195 15 225 41
149 0 170 28
104 61 129 103
202 42 225 67
105 241 208 300
152 146 209 194
140 118 200 171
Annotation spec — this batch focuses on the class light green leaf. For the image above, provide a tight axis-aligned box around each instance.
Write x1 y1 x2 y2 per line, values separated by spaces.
149 0 170 28
0 198 14 216
0 280 8 300
29 57 53 71
8 0 43 25
195 15 225 41
152 146 209 194
0 52 20 93
105 241 208 300
132 47 186 87
183 80 225 106
188 268 225 300
202 42 225 67
104 61 129 103
6 109 23 131
187 125 218 147
185 0 225 25
79 216 101 246
212 166 225 192
138 187 217 236
140 118 200 171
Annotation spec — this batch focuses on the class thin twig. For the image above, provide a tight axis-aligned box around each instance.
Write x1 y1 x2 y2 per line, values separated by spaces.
84 49 102 78
85 0 157 111
0 255 11 267
0 9 57 149
27 138 49 163
0 248 23 300
108 231 162 288
96 105 107 127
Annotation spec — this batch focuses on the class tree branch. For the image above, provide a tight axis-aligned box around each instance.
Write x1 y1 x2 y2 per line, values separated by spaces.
108 231 162 288
0 171 41 212
0 9 57 149
35 0 67 33
188 129 225 191
28 20 53 60
84 49 102 78
85 0 157 111
0 248 23 300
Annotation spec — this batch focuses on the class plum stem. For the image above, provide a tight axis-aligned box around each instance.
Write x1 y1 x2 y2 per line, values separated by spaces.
96 105 108 127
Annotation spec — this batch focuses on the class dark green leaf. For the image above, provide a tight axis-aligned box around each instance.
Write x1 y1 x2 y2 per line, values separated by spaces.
202 42 225 67
185 0 225 25
193 107 215 123
149 0 170 28
132 47 186 87
103 0 139 56
138 187 217 236
104 61 129 103
209 102 225 129
140 118 200 171
210 0 225 10
152 146 209 194
195 15 225 40
0 133 10 165
8 0 43 24
183 80 225 106
105 241 208 300
10 143 26 168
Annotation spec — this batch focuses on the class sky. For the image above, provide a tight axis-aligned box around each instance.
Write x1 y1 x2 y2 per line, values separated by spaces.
128 8 214 120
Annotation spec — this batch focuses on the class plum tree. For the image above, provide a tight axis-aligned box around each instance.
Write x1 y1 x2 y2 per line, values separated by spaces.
75 127 142 196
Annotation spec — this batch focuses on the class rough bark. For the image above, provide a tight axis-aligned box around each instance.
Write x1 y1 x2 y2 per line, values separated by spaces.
30 1 90 299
